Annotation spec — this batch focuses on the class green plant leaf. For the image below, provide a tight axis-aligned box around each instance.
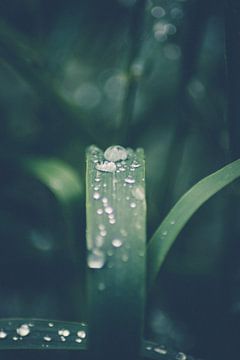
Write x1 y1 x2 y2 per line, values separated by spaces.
86 145 146 359
0 319 87 350
23 158 82 205
147 159 240 290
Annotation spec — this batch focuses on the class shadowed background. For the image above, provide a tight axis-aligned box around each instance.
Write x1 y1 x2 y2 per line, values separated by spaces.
0 0 239 359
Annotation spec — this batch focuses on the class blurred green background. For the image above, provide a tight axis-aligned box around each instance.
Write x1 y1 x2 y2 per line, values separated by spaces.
0 0 239 359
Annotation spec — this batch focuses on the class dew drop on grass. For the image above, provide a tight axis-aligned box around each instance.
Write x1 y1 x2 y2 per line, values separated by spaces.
132 186 145 200
130 202 136 208
16 324 30 337
112 239 123 248
104 145 128 162
77 330 87 339
97 208 103 215
48 323 54 327
98 282 106 291
105 206 113 214
154 346 167 355
96 161 117 173
0 330 7 339
75 338 82 343
176 353 187 360
146 345 152 351
88 249 106 269
93 192 101 200
58 329 70 337
170 220 176 225
125 177 135 184
12 336 18 341
44 336 52 342
122 254 129 262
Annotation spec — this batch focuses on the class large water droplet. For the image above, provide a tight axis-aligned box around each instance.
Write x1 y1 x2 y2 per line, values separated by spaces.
104 145 128 162
96 161 116 173
77 330 87 339
88 249 106 269
105 206 113 214
176 352 187 360
112 239 123 248
16 324 30 337
0 330 7 339
58 329 70 337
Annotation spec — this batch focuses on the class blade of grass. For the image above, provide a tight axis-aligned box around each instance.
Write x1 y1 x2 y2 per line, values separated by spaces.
0 319 87 350
86 145 146 359
22 158 82 206
147 159 240 291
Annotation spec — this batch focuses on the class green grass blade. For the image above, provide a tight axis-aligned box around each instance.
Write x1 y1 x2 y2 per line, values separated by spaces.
141 340 192 360
147 159 240 290
0 319 87 350
86 145 146 359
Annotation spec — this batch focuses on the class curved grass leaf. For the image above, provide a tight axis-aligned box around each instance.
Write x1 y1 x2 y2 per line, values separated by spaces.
86 145 146 359
23 158 82 205
0 319 87 350
147 159 240 290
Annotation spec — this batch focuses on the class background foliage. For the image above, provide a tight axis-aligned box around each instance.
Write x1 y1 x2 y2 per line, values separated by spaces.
0 0 239 359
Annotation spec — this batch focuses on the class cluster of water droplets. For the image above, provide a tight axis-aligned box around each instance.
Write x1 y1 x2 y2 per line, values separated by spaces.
0 321 87 347
87 145 145 274
145 342 187 359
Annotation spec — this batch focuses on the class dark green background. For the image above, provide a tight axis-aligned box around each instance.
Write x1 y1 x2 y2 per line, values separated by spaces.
0 0 239 359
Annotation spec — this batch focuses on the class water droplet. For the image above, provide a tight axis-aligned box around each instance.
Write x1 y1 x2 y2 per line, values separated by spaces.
100 229 107 237
151 6 166 18
0 330 7 339
96 161 117 173
97 208 104 215
88 249 106 269
162 230 168 236
105 206 113 214
60 336 66 342
44 336 52 342
77 330 86 339
122 254 129 262
132 186 145 200
93 192 101 200
125 177 135 184
176 353 187 360
170 220 175 225
154 346 167 355
104 145 128 162
146 345 152 351
102 197 108 205
12 336 18 341
94 186 100 191
16 324 30 337
130 202 136 208
120 229 128 237
58 329 70 337
96 235 104 247
95 177 101 182
131 160 141 168
98 282 106 291
112 239 123 248
109 218 116 224
75 338 82 343
48 323 54 327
